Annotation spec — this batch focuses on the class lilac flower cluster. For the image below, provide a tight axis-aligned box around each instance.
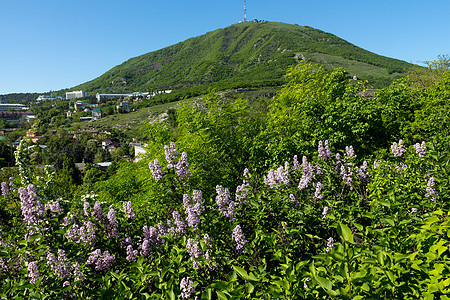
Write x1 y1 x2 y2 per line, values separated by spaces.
180 276 195 299
264 162 290 188
1 181 13 197
126 245 139 262
173 211 187 234
148 159 164 180
66 221 96 245
232 225 248 253
345 146 356 159
235 182 251 203
176 152 192 180
123 201 136 220
106 208 119 238
340 165 353 189
27 261 39 284
183 191 204 229
86 249 115 272
304 277 310 289
410 207 418 214
186 238 204 268
325 237 334 252
44 201 64 217
391 140 406 157
298 156 314 191
314 182 323 199
355 161 370 183
142 225 164 248
322 206 330 219
318 140 332 160
293 155 300 171
92 201 103 221
414 141 427 158
47 250 71 280
215 185 237 220
425 177 437 201
18 184 44 226
289 194 299 206
164 142 179 169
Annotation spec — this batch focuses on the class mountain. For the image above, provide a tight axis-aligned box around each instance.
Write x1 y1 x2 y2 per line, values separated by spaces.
73 21 414 93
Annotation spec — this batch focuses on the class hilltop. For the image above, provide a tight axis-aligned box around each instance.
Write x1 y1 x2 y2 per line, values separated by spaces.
73 21 414 93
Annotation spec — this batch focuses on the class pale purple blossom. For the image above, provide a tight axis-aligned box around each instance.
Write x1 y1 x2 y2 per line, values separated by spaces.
298 156 314 191
243 168 249 177
184 192 204 228
425 177 437 201
92 201 102 221
304 277 310 289
126 245 138 262
391 140 406 157
414 141 427 158
340 165 353 188
106 208 119 238
72 262 85 282
326 237 334 252
175 152 191 180
83 202 90 217
314 182 324 199
215 185 237 219
86 249 115 272
264 163 290 188
28 261 39 284
186 238 203 268
290 194 299 206
18 184 45 226
232 225 248 253
318 140 332 160
322 206 330 219
45 201 63 216
1 182 10 197
164 142 179 169
47 250 71 280
180 276 195 299
173 211 187 234
148 159 164 180
123 201 136 219
345 146 356 159
356 161 369 183
293 155 300 171
411 207 418 214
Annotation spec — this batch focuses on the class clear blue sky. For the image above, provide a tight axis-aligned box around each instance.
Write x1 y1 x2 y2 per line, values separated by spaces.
1 0 449 94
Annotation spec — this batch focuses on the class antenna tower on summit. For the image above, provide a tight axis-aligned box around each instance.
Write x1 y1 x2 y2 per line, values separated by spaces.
244 0 247 22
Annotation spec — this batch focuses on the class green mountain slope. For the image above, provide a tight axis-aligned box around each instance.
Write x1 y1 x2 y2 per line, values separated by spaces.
74 21 414 93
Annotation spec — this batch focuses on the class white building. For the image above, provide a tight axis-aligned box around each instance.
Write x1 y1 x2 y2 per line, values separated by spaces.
96 93 131 102
0 103 28 112
66 90 87 100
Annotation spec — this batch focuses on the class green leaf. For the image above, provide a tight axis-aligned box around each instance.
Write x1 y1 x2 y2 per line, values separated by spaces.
337 222 355 244
216 291 229 300
232 265 249 281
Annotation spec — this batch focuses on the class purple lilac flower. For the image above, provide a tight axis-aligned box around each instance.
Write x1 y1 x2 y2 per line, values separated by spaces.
411 207 418 214
356 161 369 183
184 192 204 228
143 225 164 245
215 185 231 213
298 156 314 191
92 201 102 220
63 281 70 287
164 142 179 169
140 239 151 257
1 182 10 197
18 184 45 226
318 140 332 160
175 152 191 180
45 201 63 216
72 262 85 282
148 159 164 180
293 155 300 171
304 277 310 289
173 211 187 234
80 221 96 245
414 141 427 158
322 206 330 219
186 238 203 268
243 168 249 177
326 237 334 252
345 146 356 159
106 208 119 238
47 250 71 280
126 245 138 262
314 182 324 199
235 182 251 203
289 194 299 206
180 276 195 299
28 261 39 284
86 249 115 272
123 201 136 219
391 140 406 157
264 163 290 188
340 165 353 188
425 177 437 201
232 225 248 253
83 202 90 217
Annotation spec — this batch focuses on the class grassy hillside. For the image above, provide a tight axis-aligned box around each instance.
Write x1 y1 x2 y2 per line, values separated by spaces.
73 22 414 93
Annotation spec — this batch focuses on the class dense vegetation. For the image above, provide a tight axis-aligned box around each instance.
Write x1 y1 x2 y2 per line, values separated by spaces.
0 61 449 299
73 22 413 93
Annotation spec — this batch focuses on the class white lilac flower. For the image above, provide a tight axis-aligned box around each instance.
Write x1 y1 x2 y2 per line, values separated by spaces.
326 237 334 252
391 140 406 157
180 276 195 299
414 141 427 158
